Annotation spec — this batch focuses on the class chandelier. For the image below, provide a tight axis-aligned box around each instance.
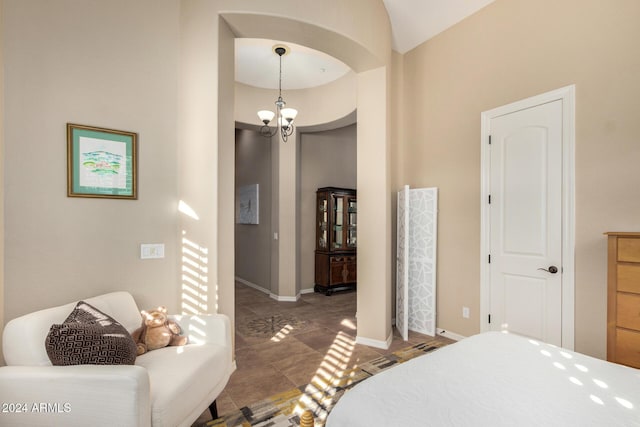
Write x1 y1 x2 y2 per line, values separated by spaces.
257 45 298 143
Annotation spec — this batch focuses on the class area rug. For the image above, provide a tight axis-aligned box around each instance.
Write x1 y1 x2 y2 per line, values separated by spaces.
206 339 448 427
236 314 311 338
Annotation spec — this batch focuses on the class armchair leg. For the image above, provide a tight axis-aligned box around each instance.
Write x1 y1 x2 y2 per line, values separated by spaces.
209 400 218 419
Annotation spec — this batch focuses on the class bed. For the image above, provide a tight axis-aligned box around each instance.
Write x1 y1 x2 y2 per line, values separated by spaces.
326 332 640 426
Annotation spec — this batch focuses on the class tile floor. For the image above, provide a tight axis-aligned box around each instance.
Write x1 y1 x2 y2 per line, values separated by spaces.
193 282 452 425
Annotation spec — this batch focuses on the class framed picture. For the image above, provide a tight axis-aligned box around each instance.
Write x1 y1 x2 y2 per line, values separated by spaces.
67 123 138 199
236 184 259 224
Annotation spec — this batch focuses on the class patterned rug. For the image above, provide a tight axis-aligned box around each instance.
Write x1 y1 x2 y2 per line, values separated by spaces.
236 314 311 338
206 339 448 427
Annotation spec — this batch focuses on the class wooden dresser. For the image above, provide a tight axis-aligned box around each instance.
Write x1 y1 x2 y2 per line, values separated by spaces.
606 232 640 368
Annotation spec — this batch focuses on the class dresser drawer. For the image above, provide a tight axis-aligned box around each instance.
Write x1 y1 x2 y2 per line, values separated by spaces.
615 328 640 369
618 264 640 294
617 293 640 331
618 238 640 263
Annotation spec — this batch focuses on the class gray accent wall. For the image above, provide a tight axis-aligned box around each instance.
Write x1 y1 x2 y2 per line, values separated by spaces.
300 125 357 291
235 125 356 296
235 129 272 293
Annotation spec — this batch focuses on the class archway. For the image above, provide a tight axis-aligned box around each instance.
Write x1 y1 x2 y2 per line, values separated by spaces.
178 3 394 349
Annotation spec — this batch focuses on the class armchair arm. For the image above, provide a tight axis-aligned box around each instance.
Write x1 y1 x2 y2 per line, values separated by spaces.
169 313 232 349
0 365 150 427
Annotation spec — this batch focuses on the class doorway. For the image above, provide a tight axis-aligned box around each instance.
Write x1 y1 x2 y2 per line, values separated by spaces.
480 86 575 349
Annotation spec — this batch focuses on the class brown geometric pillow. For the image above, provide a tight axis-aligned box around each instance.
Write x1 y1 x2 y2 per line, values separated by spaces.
45 301 137 366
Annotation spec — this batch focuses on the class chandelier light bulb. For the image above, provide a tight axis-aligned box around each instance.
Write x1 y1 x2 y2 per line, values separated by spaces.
281 108 298 123
257 110 275 125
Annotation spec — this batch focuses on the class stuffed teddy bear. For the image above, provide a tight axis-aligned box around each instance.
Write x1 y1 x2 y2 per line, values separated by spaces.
131 306 187 355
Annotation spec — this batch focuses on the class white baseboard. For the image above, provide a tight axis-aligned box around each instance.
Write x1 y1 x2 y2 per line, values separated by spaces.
300 287 315 295
356 331 393 350
235 277 270 295
270 293 300 302
236 277 300 301
392 318 461 341
436 327 466 342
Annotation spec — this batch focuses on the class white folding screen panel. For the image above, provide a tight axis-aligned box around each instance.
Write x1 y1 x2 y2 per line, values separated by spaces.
396 186 438 339
407 187 438 336
396 185 410 341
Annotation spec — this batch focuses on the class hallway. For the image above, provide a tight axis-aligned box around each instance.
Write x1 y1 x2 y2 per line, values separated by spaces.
216 282 451 415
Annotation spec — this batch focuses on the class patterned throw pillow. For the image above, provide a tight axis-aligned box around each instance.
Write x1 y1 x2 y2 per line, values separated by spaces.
45 301 137 366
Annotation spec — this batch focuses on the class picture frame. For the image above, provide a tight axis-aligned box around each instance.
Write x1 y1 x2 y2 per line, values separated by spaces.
67 123 138 199
236 184 259 224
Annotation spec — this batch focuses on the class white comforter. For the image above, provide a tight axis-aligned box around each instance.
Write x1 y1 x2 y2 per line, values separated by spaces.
327 332 640 426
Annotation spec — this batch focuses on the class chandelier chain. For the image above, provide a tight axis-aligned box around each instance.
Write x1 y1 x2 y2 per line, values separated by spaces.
258 45 297 142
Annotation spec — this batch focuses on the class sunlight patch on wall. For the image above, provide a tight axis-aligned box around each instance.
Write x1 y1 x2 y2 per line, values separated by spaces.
181 230 210 314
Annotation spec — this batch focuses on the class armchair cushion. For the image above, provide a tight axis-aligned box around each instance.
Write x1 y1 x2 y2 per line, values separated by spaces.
45 301 137 366
135 343 230 427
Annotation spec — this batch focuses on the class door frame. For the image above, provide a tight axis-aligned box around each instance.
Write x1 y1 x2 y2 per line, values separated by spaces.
480 85 576 349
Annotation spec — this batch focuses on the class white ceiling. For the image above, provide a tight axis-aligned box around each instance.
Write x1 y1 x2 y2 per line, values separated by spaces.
383 0 496 54
235 0 495 89
235 38 350 90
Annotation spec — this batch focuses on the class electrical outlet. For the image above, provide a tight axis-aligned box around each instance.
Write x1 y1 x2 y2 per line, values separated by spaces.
462 306 470 319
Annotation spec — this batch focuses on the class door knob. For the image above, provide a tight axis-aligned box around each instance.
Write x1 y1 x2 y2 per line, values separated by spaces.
538 266 559 274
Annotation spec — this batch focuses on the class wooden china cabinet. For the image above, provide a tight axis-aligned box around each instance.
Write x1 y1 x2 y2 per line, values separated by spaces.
314 187 357 295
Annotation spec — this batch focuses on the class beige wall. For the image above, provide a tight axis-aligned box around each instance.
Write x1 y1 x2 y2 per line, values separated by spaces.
400 0 640 358
357 66 392 345
235 129 273 292
0 0 5 365
217 18 237 317
3 0 181 320
299 125 357 291
7 0 635 361
276 129 299 298
235 73 357 128
3 0 394 348
389 51 405 318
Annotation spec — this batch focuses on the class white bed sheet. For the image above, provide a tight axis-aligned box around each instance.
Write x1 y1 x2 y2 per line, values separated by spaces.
327 332 640 427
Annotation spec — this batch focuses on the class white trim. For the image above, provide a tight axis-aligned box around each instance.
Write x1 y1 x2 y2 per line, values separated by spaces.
235 277 270 295
300 287 315 295
436 328 466 342
480 85 576 350
270 293 300 302
236 277 301 302
356 332 393 350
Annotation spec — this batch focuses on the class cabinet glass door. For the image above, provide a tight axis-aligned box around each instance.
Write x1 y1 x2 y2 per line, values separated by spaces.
317 195 328 249
347 198 357 248
333 196 343 249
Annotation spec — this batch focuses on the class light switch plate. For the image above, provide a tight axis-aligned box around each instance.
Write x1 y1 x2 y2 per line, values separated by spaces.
141 243 165 259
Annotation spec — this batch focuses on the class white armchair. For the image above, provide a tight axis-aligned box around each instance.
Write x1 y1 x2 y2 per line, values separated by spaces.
0 291 233 427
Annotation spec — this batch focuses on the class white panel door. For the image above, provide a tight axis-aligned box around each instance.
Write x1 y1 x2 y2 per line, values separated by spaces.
396 186 409 341
489 100 563 345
